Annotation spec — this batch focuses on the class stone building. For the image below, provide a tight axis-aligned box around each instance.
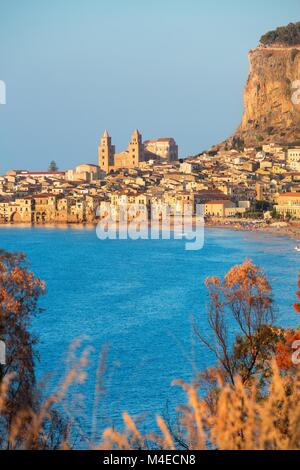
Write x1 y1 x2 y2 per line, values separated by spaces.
6 170 65 179
0 197 34 223
204 200 237 217
98 130 178 173
98 130 115 173
33 194 57 223
275 192 300 219
287 148 300 171
66 164 104 182
0 194 103 225
144 138 178 162
114 130 144 170
163 191 203 216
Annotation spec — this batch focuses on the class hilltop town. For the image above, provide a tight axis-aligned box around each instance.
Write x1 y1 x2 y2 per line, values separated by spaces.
1 20 300 232
1 129 300 230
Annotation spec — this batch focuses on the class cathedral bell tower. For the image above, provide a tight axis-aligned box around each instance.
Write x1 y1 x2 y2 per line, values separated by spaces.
98 130 115 173
128 129 144 167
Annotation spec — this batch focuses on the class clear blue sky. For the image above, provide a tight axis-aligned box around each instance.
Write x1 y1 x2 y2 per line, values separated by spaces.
0 0 299 173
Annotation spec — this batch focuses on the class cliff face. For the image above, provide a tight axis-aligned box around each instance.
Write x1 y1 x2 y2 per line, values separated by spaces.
214 22 300 150
234 45 300 147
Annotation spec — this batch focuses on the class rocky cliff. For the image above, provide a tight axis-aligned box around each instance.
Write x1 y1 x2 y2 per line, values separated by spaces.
217 22 300 150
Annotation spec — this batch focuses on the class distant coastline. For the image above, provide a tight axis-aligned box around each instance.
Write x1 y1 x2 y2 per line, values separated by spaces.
206 219 300 241
1 219 300 242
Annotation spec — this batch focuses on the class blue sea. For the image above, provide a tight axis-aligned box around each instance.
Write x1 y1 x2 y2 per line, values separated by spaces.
0 226 298 440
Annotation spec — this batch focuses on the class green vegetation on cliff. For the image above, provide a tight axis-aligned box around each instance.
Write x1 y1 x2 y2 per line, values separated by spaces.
260 21 300 46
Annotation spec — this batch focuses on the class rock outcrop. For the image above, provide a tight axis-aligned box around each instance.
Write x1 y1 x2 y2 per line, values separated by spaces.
216 22 300 150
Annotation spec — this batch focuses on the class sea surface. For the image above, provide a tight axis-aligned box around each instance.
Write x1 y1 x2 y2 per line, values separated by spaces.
0 226 298 440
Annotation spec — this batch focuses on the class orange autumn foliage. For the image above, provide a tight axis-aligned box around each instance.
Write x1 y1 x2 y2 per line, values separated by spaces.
199 259 276 388
276 274 300 370
293 275 300 314
0 250 46 447
224 258 272 294
276 330 300 370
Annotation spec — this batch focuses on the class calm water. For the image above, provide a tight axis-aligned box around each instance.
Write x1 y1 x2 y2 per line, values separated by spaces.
0 226 298 437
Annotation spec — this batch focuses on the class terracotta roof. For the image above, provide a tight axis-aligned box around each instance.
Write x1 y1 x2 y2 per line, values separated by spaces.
144 138 175 144
16 171 65 176
14 195 56 201
205 200 231 205
279 192 300 197
32 194 57 199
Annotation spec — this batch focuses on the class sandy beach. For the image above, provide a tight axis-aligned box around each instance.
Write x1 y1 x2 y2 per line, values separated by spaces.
1 218 300 242
205 219 300 241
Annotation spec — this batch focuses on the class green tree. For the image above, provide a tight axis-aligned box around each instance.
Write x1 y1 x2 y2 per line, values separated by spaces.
255 200 272 212
48 161 59 172
260 22 300 47
195 260 280 391
0 250 67 449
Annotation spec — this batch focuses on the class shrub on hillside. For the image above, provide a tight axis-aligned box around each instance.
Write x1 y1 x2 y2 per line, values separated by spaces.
260 22 300 47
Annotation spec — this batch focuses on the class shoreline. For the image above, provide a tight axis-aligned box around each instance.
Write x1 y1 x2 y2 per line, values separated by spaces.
0 219 300 241
206 220 300 241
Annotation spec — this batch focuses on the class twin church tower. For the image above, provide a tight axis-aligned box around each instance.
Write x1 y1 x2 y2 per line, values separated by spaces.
98 130 178 173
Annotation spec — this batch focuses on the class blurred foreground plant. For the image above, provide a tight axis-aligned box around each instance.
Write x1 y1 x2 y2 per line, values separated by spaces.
0 255 300 450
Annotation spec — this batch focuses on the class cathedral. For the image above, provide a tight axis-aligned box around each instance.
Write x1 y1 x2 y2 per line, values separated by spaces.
98 130 178 173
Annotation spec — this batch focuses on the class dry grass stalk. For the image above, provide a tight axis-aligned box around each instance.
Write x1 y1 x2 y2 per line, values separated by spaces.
1 355 300 450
